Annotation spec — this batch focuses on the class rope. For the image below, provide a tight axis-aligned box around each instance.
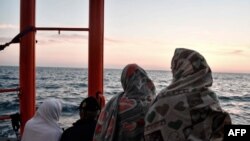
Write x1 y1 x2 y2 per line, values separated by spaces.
0 26 35 51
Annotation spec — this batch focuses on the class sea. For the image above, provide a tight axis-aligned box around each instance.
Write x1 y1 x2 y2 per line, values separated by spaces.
0 66 250 137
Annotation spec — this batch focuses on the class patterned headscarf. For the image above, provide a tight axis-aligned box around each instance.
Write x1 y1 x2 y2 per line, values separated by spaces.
168 48 213 90
144 48 231 141
94 64 156 141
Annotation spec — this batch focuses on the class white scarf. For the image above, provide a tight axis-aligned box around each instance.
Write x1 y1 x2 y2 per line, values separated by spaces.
21 98 63 141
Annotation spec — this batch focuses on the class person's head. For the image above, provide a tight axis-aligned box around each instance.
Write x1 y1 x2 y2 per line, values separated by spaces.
121 63 155 96
79 97 100 120
170 48 212 87
37 98 62 122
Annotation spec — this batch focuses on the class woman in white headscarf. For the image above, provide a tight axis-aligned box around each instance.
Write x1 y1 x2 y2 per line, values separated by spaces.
21 98 63 141
93 64 156 141
144 48 231 141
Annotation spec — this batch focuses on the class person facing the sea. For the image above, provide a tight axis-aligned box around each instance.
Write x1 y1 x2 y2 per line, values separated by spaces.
21 98 63 141
60 96 100 141
93 64 156 141
144 48 231 141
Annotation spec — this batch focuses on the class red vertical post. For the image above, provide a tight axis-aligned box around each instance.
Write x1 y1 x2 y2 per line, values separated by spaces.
20 0 36 133
88 0 105 106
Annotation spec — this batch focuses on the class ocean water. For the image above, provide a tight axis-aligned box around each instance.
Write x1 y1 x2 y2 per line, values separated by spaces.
0 66 250 137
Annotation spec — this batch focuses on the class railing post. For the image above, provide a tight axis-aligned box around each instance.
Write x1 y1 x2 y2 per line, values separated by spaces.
20 0 36 133
88 0 105 106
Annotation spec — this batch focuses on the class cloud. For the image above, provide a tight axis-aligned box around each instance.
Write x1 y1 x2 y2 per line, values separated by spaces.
197 47 249 58
213 49 249 57
230 50 243 55
51 34 123 43
0 24 18 29
36 33 125 45
49 33 88 40
0 37 12 43
104 37 123 43
35 33 87 45
1 33 124 47
1 32 157 48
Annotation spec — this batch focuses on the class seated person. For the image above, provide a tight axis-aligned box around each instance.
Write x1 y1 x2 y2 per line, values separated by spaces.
21 98 63 141
93 64 156 141
144 48 231 141
60 97 100 141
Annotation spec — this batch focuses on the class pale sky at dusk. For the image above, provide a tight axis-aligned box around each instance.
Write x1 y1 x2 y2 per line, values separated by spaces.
0 0 250 73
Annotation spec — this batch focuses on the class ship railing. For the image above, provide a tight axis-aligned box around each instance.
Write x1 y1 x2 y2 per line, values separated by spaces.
0 88 21 140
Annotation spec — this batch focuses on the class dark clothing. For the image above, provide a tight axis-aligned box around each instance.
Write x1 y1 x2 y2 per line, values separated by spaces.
60 119 97 141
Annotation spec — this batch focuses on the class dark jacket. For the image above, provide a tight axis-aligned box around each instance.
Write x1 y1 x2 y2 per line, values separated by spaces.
60 119 97 141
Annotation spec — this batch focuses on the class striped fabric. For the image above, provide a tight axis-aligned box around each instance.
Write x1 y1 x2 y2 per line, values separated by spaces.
93 64 156 141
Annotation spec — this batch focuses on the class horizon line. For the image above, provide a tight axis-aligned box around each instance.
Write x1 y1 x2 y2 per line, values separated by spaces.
1 65 250 75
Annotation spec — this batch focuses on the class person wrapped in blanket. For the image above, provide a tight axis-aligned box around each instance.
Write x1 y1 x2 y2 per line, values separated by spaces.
93 64 156 141
144 48 231 141
21 98 62 141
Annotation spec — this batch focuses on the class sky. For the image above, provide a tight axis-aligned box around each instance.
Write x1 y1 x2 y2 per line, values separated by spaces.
0 0 250 73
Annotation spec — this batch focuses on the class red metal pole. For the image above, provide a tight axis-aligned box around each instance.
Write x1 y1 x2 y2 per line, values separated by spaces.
0 88 19 93
88 0 105 106
0 115 11 121
20 0 36 133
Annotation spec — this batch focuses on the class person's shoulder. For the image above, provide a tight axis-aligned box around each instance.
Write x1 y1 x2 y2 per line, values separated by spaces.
62 126 74 134
60 126 74 140
60 128 71 141
23 117 37 129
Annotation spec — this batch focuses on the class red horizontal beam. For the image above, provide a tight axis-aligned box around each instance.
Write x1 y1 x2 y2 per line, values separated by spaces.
36 27 89 31
0 88 20 93
0 115 11 120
